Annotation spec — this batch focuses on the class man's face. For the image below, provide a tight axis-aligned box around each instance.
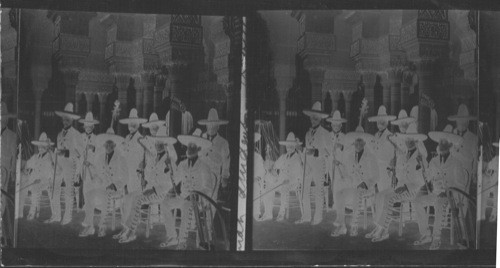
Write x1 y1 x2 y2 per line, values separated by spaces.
399 122 409 134
104 141 116 154
155 141 165 152
437 139 452 154
150 124 160 136
62 117 72 128
310 115 321 128
377 120 388 131
38 146 48 154
286 144 295 153
456 119 469 132
187 143 199 159
128 122 139 133
206 124 219 136
84 124 94 134
354 138 365 153
331 123 342 133
405 138 417 150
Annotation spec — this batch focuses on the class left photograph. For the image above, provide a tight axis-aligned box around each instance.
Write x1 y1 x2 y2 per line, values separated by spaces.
1 9 243 251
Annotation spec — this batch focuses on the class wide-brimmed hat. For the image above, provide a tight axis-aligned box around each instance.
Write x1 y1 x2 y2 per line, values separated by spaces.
410 106 419 120
78 112 99 125
368 105 396 122
279 132 302 146
448 104 477 121
399 123 427 141
151 126 177 145
391 109 416 126
303 101 329 119
55 102 81 120
198 108 229 125
119 108 147 125
326 110 347 124
178 128 212 150
142 112 165 128
31 132 54 147
344 126 375 145
428 124 463 145
95 128 125 146
1 102 16 119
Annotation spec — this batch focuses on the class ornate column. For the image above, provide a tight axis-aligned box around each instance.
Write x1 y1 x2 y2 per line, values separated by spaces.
275 64 294 152
389 68 403 115
343 90 354 131
84 92 94 114
154 68 168 113
141 72 155 117
97 92 108 130
30 64 52 139
74 92 83 114
331 91 340 112
400 10 450 133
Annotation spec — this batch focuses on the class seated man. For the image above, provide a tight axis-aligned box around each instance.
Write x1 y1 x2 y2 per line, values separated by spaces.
79 128 128 237
331 127 379 237
116 127 177 243
412 125 467 250
160 131 215 249
366 124 428 242
19 133 57 220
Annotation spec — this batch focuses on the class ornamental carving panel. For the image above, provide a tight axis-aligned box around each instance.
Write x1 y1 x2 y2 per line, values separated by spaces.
171 15 201 26
360 38 379 55
418 10 448 21
104 43 113 60
57 34 91 54
114 41 136 57
215 40 230 58
419 43 447 59
142 38 155 55
154 26 171 48
388 35 403 51
400 20 417 45
79 71 114 84
350 39 360 58
417 21 450 40
171 25 203 44
143 22 156 39
305 32 336 51
213 55 229 71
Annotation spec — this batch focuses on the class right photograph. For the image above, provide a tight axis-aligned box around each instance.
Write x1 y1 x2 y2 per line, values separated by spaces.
247 10 494 250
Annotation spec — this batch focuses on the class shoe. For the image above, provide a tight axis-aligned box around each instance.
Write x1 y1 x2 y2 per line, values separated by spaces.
118 233 137 244
44 216 61 223
27 213 35 220
312 217 323 225
79 226 95 237
365 227 380 239
98 226 106 237
413 235 432 246
429 238 441 250
176 241 187 250
61 217 72 225
257 214 273 222
276 214 285 222
294 218 310 224
349 225 359 237
371 230 389 242
113 229 128 240
160 237 178 248
330 225 347 237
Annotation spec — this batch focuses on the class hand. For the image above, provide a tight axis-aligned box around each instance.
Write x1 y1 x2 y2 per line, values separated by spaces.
306 148 316 155
107 183 117 192
395 185 407 194
357 182 368 190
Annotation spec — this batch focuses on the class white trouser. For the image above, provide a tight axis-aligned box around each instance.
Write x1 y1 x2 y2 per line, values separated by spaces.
301 158 325 222
51 158 75 220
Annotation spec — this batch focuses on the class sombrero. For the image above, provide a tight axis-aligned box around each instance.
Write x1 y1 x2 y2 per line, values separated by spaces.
1 102 16 119
142 112 165 128
198 108 229 125
303 101 329 119
410 106 419 120
150 126 177 145
428 124 463 145
55 102 80 120
119 108 147 124
344 126 375 145
279 132 302 146
78 112 99 125
326 110 347 124
31 132 54 147
178 128 212 150
391 109 416 126
95 127 125 146
368 105 396 122
399 123 427 141
447 104 477 121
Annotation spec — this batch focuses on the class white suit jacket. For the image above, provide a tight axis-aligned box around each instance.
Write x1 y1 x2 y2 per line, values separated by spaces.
273 150 304 187
304 125 332 175
121 131 145 192
339 147 379 189
206 133 230 180
452 129 478 175
145 152 174 194
396 149 427 192
56 126 84 161
370 128 394 168
426 153 467 194
91 149 128 191
177 157 216 199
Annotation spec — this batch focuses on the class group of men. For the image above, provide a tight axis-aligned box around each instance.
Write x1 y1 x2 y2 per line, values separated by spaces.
17 102 230 249
254 100 495 250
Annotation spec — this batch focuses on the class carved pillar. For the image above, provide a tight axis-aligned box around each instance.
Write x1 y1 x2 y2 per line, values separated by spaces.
84 92 94 114
97 92 108 130
331 91 341 112
166 64 188 136
154 70 168 113
142 72 155 118
343 91 353 131
389 69 403 115
74 92 82 114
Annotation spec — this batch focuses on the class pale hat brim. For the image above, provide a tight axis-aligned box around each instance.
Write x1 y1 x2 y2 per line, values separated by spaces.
326 117 347 123
279 140 303 146
78 118 100 125
428 131 463 145
368 115 397 122
142 120 166 128
31 141 54 147
151 136 177 145
198 119 229 125
344 132 375 145
95 133 125 146
447 115 478 121
399 133 428 141
119 118 148 124
303 109 329 119
177 135 212 150
54 111 81 120
391 116 416 125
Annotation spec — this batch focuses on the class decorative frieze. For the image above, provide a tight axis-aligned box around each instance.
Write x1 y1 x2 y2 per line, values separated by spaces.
53 33 90 57
298 32 336 56
417 20 450 41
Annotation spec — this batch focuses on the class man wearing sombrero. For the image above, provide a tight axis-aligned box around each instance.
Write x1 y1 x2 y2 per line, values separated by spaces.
367 124 428 242
412 125 467 250
299 101 331 225
198 108 230 197
119 108 147 195
331 126 379 237
368 105 397 192
327 110 347 210
139 112 165 170
79 128 128 238
160 129 215 249
481 141 498 222
117 126 177 243
51 102 85 225
272 132 305 221
76 112 100 209
19 133 57 221
448 104 478 178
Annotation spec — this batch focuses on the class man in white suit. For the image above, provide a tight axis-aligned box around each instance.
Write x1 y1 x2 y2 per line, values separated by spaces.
327 110 347 210
448 104 478 180
77 112 99 209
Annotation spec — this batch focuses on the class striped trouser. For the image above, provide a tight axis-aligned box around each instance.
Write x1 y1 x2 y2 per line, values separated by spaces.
123 191 168 232
161 196 191 242
413 193 449 238
82 189 122 227
334 187 368 227
374 188 419 231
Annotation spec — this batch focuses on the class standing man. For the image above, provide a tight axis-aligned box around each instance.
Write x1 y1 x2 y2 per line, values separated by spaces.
77 112 99 209
448 104 478 180
298 102 331 225
412 125 467 250
326 110 347 210
51 103 84 225
368 105 396 192
330 127 379 237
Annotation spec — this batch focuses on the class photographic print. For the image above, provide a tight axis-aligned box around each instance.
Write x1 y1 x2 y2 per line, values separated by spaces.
1 8 244 252
248 10 492 251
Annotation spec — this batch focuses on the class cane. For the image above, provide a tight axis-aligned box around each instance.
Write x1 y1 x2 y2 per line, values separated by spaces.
51 151 59 200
